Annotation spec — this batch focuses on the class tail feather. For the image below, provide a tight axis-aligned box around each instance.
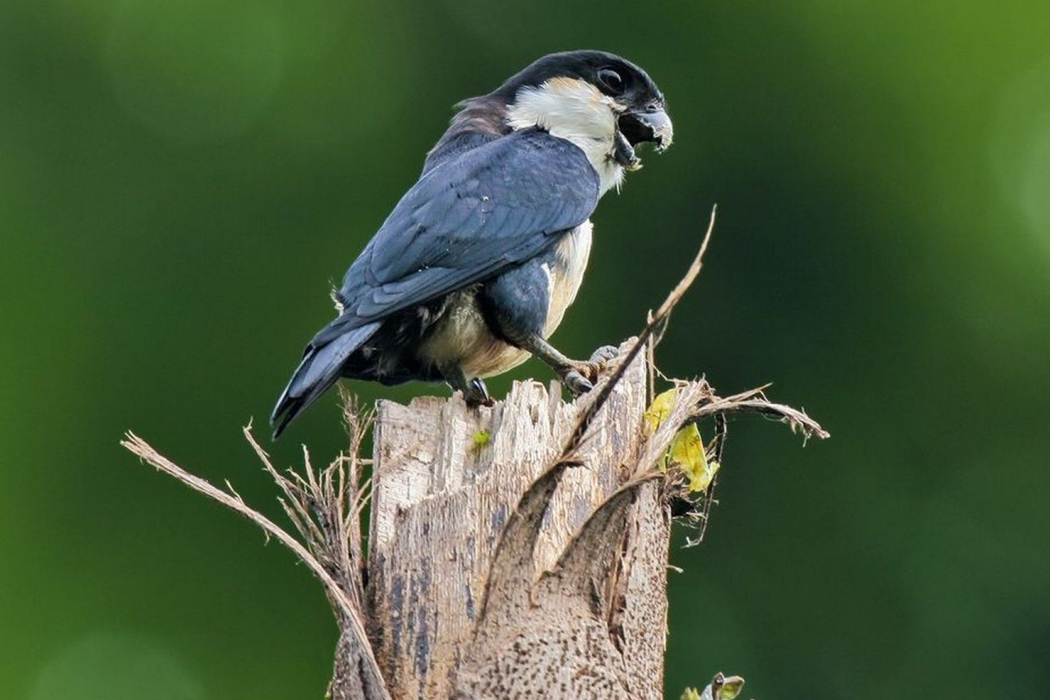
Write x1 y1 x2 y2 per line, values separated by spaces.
270 322 379 439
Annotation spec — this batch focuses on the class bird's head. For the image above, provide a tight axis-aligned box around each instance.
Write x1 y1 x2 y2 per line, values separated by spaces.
497 51 672 180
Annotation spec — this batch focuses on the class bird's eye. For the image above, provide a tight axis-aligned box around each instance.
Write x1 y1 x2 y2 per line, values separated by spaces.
597 68 624 93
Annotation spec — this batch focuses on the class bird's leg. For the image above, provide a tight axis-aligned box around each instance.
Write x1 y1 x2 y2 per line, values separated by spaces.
514 334 617 396
439 362 494 407
478 259 621 397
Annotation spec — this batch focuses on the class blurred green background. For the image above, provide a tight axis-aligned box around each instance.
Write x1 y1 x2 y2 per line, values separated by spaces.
2 0 1048 698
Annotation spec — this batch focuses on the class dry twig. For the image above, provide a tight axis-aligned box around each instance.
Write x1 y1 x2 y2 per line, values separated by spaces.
561 205 717 459
121 410 391 700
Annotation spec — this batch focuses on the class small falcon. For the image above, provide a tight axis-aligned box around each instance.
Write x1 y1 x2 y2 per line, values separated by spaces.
272 50 672 438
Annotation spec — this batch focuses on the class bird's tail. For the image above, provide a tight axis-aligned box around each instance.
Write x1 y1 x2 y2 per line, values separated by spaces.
270 322 380 439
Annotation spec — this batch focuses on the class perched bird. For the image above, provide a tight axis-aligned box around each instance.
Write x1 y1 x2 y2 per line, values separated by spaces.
272 50 672 438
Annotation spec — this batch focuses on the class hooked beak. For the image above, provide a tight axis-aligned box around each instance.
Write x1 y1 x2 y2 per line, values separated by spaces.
614 106 673 171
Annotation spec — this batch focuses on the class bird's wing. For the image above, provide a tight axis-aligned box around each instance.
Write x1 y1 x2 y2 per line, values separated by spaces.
314 129 600 344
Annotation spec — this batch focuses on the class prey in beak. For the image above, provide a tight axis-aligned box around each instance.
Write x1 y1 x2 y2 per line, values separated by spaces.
614 106 673 171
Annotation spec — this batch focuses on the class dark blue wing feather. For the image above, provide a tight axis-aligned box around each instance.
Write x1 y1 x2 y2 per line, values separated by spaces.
315 129 599 344
273 128 598 437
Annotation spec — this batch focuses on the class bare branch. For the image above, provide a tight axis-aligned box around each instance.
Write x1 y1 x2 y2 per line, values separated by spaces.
690 389 829 443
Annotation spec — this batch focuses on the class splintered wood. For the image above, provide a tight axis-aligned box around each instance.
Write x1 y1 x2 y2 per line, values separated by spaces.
366 342 670 700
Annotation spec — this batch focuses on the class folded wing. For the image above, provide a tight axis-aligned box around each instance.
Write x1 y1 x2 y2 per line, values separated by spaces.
273 128 600 436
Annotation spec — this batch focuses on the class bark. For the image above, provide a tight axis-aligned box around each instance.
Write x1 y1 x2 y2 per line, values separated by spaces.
366 343 669 700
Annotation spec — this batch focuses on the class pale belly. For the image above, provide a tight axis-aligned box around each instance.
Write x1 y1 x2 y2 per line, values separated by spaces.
417 221 593 379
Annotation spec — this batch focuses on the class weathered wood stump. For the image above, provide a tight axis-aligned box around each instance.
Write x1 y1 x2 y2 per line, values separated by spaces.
365 342 670 700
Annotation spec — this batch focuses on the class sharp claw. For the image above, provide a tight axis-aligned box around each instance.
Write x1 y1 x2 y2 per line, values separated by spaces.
569 346 621 386
465 377 494 407
562 369 594 396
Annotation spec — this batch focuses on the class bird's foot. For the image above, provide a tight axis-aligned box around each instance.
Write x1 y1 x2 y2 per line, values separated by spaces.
560 367 594 396
463 377 495 407
559 346 622 397
588 344 621 367
442 362 495 407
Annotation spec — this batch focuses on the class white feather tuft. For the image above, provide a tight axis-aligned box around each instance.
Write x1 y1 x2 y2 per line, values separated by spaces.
506 78 625 196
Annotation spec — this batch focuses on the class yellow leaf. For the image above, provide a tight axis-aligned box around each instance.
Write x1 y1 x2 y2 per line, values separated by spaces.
669 424 719 493
644 388 678 433
472 430 490 448
717 676 745 700
679 688 702 700
646 389 720 489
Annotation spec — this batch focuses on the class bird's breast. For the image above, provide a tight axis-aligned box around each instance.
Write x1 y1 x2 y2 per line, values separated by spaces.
415 221 594 380
417 286 532 379
543 220 593 336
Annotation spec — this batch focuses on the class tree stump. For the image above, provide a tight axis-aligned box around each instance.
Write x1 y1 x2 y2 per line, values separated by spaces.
365 341 669 700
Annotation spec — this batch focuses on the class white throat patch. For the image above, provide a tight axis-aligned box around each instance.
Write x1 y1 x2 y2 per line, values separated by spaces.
506 77 625 195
